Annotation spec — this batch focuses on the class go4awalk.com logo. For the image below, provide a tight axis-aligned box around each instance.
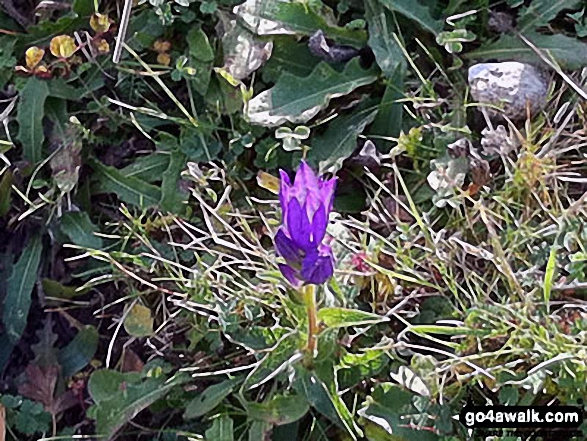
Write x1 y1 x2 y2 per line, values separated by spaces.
459 405 583 429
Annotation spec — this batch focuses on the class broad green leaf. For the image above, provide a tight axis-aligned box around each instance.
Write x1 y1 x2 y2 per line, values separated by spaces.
517 0 580 32
318 307 388 329
248 421 272 441
159 149 188 212
378 0 443 35
124 303 154 338
205 416 234 441
3 233 43 343
245 394 309 425
60 211 103 249
17 77 49 164
46 79 83 101
247 58 378 127
90 158 162 207
365 0 406 77
262 36 318 83
72 0 94 16
58 325 99 377
187 27 214 95
359 383 439 441
368 67 405 150
465 32 587 70
234 0 367 46
88 368 184 439
119 153 171 182
243 332 303 390
294 365 362 439
309 101 378 172
184 378 239 419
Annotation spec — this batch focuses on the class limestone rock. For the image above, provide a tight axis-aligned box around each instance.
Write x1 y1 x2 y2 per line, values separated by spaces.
468 62 548 120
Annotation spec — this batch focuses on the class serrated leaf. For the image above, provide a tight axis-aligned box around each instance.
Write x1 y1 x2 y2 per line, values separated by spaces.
317 307 388 329
518 0 580 32
58 326 99 377
234 0 367 46
184 378 239 419
365 0 406 77
17 77 49 164
119 153 171 182
465 32 587 69
205 416 234 441
247 58 378 127
124 303 153 338
378 0 443 35
3 234 43 343
309 101 378 172
60 211 103 249
90 158 162 207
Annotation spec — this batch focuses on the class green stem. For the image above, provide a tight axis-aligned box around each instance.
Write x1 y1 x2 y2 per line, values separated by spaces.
302 284 318 356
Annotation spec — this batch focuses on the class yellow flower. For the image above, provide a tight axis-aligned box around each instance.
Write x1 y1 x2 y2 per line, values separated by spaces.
50 35 77 59
25 46 45 69
90 13 111 33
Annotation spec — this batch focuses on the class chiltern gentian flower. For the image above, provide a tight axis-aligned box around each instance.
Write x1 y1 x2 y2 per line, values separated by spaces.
275 161 337 287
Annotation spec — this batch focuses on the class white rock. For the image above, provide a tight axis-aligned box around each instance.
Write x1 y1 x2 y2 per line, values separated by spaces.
468 62 548 120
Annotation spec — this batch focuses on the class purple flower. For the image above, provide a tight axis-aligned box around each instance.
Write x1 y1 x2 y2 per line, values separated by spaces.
275 161 337 287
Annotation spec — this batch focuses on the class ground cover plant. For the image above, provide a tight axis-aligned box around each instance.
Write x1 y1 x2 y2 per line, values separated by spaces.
1 0 587 439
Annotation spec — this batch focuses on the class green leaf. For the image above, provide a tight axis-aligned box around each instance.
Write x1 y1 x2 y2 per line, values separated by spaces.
517 0 580 32
360 383 439 441
58 325 99 377
124 303 154 338
245 394 309 425
262 36 318 83
247 58 378 127
318 307 388 329
3 233 43 343
46 78 83 101
159 149 188 212
248 421 272 441
0 170 13 217
368 67 405 151
378 0 443 35
72 0 94 16
465 32 587 70
88 368 184 438
119 153 171 182
365 0 406 77
17 77 50 164
42 278 88 299
543 243 559 312
60 211 103 249
309 101 378 172
90 158 162 207
294 365 362 440
187 27 214 95
184 378 239 419
235 0 367 46
205 416 234 441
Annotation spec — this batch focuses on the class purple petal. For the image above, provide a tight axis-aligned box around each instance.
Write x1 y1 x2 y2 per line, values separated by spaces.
310 203 327 244
301 249 334 285
279 170 292 213
287 198 312 249
279 264 302 288
294 161 319 194
320 177 337 212
275 229 301 263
